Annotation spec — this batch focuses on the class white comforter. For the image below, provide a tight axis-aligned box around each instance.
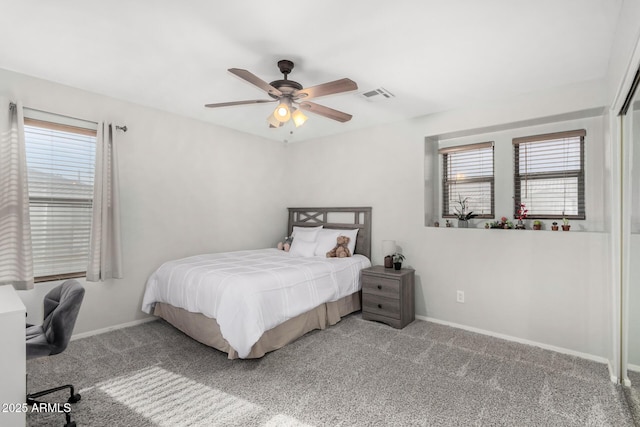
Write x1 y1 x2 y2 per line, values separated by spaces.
142 248 371 358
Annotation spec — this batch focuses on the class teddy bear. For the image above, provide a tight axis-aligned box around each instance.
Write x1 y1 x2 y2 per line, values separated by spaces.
326 236 351 258
277 236 293 252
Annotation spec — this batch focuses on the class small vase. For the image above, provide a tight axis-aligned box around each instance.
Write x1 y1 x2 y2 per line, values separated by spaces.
533 224 541 230
552 225 559 231
384 256 393 268
458 219 468 228
516 220 525 230
562 225 570 231
393 262 402 270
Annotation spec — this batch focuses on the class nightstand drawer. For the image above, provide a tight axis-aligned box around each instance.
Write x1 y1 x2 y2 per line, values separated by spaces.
362 275 400 299
362 294 400 319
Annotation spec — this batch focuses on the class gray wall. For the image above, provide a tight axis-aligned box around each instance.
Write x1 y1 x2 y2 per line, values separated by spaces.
284 79 615 361
1 68 288 334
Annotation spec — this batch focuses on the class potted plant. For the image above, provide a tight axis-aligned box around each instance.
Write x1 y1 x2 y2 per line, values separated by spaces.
551 221 559 231
454 195 477 228
533 220 542 230
562 218 570 231
489 216 511 229
392 253 405 270
515 204 528 229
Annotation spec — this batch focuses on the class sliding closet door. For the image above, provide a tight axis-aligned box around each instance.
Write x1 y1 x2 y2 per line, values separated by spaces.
617 58 640 427
626 88 640 387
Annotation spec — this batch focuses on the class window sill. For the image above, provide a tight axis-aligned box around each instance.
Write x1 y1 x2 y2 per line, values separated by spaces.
428 226 609 235
34 272 86 284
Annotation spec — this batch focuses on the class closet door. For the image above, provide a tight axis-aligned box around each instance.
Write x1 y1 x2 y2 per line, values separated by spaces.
621 66 640 420
625 82 640 387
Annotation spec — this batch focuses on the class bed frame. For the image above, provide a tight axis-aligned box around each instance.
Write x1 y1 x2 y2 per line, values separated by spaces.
154 207 372 359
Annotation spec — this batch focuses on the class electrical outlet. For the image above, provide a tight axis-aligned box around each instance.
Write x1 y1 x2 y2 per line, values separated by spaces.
456 290 465 303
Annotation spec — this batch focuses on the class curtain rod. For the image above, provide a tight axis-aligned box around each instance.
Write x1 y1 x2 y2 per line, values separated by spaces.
8 102 128 132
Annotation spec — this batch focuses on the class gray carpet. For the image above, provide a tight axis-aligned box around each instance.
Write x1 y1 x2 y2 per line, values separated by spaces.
26 314 635 426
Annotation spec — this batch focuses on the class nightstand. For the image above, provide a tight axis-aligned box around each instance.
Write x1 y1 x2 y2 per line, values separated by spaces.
361 265 415 329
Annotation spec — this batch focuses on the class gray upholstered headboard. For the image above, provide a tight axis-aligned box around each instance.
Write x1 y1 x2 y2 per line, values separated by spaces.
287 207 372 259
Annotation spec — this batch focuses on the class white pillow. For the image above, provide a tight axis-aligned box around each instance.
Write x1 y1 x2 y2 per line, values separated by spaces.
291 226 323 239
292 228 320 243
289 239 318 257
325 228 359 255
314 229 342 257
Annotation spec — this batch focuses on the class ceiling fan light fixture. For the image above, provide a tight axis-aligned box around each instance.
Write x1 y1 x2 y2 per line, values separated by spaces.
267 113 281 128
292 109 308 127
273 102 291 122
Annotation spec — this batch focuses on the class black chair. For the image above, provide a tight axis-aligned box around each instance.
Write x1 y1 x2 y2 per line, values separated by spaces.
26 280 85 427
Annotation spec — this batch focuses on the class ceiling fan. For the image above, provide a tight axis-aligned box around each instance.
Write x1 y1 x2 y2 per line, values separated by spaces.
205 60 358 128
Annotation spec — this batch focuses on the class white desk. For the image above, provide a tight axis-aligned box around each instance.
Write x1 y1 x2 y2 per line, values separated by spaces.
0 285 26 427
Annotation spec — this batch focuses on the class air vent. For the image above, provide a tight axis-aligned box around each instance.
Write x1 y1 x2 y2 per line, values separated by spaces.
359 87 395 101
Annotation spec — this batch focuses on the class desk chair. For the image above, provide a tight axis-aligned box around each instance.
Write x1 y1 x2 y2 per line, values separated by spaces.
26 280 85 427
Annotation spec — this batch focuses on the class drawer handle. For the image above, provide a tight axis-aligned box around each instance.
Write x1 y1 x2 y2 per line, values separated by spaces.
377 304 382 309
377 285 382 290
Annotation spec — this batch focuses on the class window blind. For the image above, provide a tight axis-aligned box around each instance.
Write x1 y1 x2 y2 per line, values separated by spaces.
513 129 585 220
440 142 494 218
24 117 97 281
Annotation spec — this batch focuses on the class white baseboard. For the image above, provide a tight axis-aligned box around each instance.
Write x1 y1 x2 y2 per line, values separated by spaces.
417 315 611 367
622 363 640 387
71 316 157 341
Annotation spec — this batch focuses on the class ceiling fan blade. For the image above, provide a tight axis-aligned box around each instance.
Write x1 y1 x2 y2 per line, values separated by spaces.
229 68 283 97
294 78 358 100
298 101 353 123
205 99 276 108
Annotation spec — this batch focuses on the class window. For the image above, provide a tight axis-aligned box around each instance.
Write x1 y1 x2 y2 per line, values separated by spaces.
440 142 494 219
513 129 585 220
24 115 97 282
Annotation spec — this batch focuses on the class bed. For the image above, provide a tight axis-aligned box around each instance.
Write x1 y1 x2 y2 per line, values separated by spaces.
141 207 372 359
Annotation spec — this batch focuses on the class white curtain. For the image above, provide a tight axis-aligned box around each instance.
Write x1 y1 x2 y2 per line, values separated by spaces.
87 122 123 281
0 100 34 290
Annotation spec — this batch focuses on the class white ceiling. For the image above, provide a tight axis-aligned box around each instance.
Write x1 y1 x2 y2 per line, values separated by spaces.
0 1 623 142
